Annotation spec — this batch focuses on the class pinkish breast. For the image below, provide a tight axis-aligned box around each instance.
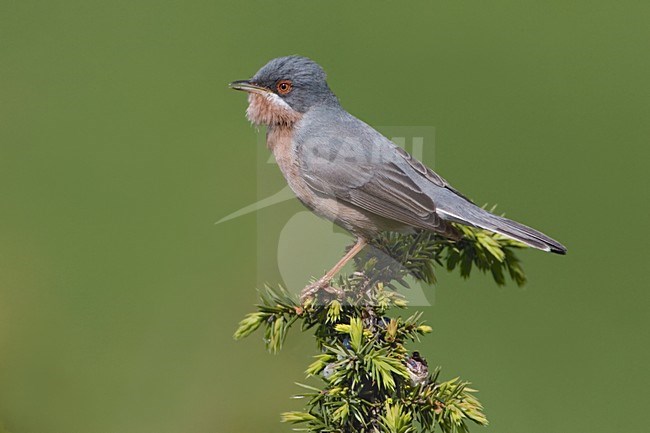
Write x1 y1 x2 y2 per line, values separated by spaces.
246 93 302 127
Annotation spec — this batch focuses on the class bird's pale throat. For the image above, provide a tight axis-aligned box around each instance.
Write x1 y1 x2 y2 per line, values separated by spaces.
246 92 302 126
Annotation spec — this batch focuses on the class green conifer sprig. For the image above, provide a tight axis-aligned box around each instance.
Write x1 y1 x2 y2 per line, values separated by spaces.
235 225 528 432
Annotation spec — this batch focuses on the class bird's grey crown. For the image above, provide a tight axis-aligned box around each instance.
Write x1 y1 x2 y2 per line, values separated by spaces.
252 56 339 113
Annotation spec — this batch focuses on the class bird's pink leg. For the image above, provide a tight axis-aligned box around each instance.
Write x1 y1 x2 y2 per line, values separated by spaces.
300 238 367 303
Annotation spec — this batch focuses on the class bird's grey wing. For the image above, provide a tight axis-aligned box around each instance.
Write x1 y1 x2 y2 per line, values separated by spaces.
296 108 566 253
391 145 474 203
296 110 452 232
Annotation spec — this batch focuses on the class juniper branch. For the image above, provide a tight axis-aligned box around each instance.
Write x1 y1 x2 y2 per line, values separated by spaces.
235 225 528 432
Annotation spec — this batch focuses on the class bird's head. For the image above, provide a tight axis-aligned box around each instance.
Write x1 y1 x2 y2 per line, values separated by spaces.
230 56 338 126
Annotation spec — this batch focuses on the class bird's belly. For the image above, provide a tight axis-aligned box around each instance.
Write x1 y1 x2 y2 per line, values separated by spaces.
267 126 406 238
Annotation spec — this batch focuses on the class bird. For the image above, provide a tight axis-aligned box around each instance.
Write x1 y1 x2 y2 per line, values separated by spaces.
230 56 566 302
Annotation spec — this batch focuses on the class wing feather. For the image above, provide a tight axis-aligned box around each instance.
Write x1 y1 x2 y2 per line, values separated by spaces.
296 107 463 234
295 107 563 252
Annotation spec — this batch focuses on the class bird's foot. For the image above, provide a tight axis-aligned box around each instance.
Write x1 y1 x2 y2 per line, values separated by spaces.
300 278 328 304
300 278 343 304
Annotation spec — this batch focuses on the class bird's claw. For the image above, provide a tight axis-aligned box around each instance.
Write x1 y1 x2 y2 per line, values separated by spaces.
300 278 331 304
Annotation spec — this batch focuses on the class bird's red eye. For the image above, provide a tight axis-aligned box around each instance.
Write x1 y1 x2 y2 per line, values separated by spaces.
277 80 292 95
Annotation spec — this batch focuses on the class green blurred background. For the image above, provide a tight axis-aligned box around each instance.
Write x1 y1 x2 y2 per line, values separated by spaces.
1 1 648 432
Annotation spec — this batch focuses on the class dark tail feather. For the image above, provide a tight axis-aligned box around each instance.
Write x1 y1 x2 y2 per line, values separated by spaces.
443 206 567 254
485 213 567 254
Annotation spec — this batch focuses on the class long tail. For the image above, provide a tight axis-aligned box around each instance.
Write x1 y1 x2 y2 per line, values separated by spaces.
439 204 567 254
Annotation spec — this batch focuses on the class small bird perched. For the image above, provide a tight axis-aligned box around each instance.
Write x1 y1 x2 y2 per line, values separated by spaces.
230 56 566 302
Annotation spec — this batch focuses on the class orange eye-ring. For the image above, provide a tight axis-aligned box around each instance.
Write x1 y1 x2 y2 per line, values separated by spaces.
277 80 292 95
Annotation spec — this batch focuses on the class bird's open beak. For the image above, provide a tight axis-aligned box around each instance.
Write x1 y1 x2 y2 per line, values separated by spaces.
229 80 270 94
